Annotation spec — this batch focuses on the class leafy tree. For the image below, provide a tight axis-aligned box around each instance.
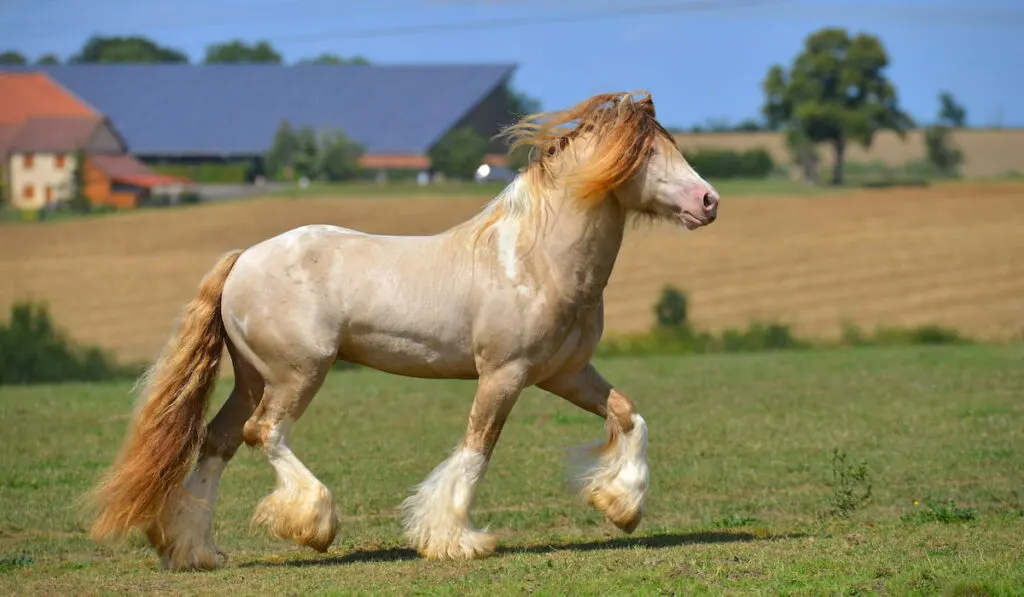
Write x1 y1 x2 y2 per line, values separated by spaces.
204 39 282 64
429 127 488 180
0 50 27 65
762 27 913 185
786 128 821 185
938 92 967 128
315 130 364 181
292 126 319 178
69 35 189 63
298 53 370 65
35 54 60 65
924 93 966 177
506 84 541 119
265 120 299 180
265 121 364 182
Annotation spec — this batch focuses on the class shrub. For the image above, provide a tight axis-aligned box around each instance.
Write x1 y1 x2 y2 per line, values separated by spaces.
151 161 253 184
828 448 872 518
900 500 977 524
596 287 981 358
0 301 138 385
653 285 688 330
681 147 775 179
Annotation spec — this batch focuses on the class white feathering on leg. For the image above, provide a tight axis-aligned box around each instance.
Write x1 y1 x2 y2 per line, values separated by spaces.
401 447 497 560
568 413 649 532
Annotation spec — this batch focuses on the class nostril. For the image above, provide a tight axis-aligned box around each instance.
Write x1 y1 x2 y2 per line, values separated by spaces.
702 192 716 210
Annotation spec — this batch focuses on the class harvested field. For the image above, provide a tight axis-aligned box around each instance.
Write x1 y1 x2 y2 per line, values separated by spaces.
2 181 1023 363
674 128 1024 178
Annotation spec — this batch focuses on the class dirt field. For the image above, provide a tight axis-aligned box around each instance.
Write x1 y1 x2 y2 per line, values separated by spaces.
674 129 1024 178
2 180 1023 363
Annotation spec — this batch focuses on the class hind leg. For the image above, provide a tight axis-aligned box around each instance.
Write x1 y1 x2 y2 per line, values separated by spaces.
148 353 263 571
243 361 339 552
538 363 649 533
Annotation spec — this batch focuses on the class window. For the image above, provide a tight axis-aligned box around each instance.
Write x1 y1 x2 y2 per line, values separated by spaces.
55 154 66 169
22 153 34 169
45 186 53 202
23 184 34 199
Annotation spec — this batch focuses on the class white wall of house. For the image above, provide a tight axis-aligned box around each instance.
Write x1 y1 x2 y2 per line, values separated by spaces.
7 152 76 209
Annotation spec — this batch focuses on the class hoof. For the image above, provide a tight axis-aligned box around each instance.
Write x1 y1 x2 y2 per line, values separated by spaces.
252 484 340 552
412 528 498 561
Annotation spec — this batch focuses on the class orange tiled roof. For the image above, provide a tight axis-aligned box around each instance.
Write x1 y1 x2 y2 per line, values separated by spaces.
0 72 97 125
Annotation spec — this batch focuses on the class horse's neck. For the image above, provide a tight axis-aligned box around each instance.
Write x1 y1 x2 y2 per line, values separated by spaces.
527 186 627 306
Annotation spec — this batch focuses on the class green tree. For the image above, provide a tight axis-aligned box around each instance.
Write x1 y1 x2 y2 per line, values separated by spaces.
298 53 370 65
0 50 27 64
265 120 299 180
786 128 821 185
762 27 913 185
315 130 365 181
204 39 282 64
938 91 967 128
69 35 189 63
924 93 965 177
292 126 319 178
429 127 488 180
35 54 61 65
506 84 541 119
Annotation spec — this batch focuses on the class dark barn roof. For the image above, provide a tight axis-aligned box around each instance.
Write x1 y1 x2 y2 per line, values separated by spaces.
1 64 517 158
7 116 103 152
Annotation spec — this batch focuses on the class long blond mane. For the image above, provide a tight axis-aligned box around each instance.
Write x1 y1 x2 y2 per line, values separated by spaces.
473 91 674 238
505 91 673 199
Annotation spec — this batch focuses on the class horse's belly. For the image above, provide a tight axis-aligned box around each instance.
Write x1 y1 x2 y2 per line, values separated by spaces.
338 331 478 380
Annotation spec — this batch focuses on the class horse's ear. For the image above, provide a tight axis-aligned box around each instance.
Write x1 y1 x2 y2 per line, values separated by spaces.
636 93 656 117
616 93 634 117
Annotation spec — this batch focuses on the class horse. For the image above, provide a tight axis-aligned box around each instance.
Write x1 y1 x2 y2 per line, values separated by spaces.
84 90 720 571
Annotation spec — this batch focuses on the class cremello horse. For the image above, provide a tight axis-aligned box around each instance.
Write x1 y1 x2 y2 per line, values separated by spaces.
85 91 720 571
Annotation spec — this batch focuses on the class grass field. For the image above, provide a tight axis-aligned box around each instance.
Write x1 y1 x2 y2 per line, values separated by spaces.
1 345 1022 595
2 179 1023 365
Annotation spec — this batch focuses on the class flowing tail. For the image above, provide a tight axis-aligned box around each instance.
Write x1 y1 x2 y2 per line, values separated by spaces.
86 249 244 544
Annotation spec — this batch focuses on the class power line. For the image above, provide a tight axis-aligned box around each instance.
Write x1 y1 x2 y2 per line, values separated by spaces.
6 0 1023 47
257 0 795 43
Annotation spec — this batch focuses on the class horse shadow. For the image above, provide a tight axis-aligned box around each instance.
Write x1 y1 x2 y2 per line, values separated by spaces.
240 529 805 568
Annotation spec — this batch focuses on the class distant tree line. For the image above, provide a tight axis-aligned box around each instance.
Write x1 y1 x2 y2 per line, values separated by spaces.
2 28 970 186
0 35 371 66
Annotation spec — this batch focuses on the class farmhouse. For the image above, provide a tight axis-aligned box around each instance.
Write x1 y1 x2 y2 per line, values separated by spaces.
2 63 521 178
0 72 191 210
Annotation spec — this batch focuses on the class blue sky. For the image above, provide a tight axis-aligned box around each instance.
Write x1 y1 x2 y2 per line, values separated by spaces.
3 0 1021 128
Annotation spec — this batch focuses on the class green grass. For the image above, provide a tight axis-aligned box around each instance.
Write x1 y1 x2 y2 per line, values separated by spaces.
1 345 1022 595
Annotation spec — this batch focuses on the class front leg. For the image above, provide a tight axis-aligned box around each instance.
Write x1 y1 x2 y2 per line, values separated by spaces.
537 363 650 533
401 365 527 560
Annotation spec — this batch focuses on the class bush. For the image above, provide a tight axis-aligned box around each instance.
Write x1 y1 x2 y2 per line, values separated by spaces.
653 285 689 330
596 287 980 358
0 301 138 385
681 147 776 179
150 162 252 184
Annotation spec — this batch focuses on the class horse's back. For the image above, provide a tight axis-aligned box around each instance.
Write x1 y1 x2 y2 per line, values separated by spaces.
221 223 479 380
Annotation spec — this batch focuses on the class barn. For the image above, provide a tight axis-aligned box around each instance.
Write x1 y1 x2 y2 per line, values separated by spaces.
2 63 521 179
